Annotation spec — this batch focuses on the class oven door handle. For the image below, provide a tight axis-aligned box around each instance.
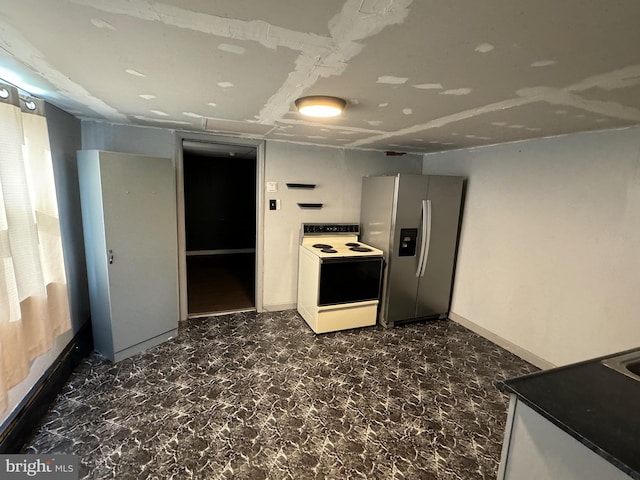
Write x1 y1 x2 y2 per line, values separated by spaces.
416 199 428 277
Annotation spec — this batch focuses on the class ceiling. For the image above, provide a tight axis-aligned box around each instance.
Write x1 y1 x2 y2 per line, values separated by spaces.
1 0 640 154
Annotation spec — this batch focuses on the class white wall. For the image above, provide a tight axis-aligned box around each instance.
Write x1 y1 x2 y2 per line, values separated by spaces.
81 120 176 158
49 105 90 333
261 142 423 309
80 121 424 311
423 127 640 366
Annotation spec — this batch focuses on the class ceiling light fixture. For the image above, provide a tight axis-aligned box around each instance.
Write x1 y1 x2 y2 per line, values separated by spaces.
295 96 346 118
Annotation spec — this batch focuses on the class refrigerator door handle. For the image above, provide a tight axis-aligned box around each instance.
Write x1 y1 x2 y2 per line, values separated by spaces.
416 199 428 277
421 199 432 277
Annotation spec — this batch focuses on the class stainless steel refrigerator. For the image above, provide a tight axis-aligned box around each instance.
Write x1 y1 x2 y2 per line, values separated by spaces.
360 174 464 327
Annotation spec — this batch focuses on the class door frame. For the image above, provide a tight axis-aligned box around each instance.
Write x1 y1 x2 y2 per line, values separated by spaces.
175 132 265 320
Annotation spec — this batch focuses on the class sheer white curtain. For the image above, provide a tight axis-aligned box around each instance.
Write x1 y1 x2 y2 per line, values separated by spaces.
0 83 70 412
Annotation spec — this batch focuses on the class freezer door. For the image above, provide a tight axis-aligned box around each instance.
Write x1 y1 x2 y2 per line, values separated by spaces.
416 176 463 318
385 174 429 323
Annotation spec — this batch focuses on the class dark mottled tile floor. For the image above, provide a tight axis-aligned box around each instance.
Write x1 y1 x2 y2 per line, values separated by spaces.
24 311 537 479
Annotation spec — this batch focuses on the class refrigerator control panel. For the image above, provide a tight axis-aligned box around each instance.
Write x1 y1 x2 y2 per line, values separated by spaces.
399 228 418 256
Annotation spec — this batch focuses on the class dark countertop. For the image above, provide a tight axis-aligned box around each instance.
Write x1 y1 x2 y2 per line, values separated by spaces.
498 348 640 480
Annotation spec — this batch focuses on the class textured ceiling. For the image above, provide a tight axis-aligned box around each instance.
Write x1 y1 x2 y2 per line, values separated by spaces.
1 0 639 153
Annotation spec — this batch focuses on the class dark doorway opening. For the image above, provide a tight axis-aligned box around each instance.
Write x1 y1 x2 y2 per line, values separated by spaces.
183 142 257 315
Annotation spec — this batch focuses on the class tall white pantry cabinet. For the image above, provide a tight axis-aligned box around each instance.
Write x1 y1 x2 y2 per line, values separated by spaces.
77 150 179 362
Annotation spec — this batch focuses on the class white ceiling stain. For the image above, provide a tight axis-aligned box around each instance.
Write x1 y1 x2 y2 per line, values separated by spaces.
441 88 472 96
183 112 203 118
377 75 409 84
139 94 156 100
475 43 494 53
217 43 246 55
402 108 413 115
413 83 443 90
531 60 558 67
1 0 640 153
90 18 116 30
125 69 146 77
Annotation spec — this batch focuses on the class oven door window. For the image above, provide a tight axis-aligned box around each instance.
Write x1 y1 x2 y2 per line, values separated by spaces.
318 257 383 306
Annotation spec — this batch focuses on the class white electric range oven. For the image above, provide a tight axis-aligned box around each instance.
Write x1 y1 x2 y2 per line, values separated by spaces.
297 223 384 334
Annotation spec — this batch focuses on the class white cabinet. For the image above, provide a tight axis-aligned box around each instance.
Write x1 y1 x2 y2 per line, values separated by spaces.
498 395 633 480
78 150 179 362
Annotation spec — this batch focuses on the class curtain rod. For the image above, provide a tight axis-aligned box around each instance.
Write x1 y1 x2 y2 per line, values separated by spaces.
0 77 39 99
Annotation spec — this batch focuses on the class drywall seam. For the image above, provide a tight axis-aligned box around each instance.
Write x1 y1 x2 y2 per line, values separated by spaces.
350 63 640 148
256 0 414 124
275 118 386 135
568 64 640 92
132 115 191 125
516 64 640 122
347 97 533 147
71 0 409 126
518 89 640 122
16 0 414 132
69 0 333 51
0 19 127 122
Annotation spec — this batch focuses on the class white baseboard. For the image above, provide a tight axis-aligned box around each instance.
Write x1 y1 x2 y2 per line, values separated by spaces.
448 312 556 370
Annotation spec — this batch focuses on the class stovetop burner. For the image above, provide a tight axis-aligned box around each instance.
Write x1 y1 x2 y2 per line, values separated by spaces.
313 243 333 249
350 246 373 252
321 249 337 253
345 242 360 247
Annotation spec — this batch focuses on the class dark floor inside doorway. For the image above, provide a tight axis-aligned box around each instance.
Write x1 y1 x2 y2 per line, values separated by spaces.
187 253 255 315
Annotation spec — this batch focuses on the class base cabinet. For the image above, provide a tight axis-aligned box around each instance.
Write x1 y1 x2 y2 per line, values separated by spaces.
498 395 632 480
78 150 179 362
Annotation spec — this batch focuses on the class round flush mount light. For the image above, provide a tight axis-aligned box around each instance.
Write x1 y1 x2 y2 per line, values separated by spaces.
295 96 346 118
